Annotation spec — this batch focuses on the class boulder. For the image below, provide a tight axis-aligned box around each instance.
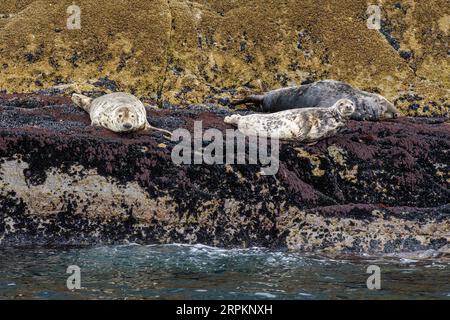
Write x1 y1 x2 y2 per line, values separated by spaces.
0 93 448 253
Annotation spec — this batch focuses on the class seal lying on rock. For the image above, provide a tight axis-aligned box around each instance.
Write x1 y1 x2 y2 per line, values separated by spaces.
72 92 172 136
232 80 400 121
224 98 356 142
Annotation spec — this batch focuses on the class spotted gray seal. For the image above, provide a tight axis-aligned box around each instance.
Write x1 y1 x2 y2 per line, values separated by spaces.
232 80 400 121
72 92 172 136
224 98 356 142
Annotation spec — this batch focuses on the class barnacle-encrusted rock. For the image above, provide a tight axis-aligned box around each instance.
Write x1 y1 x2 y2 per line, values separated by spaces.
0 93 449 253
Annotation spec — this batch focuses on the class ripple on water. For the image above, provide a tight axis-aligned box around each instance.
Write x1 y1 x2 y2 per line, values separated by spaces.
0 244 448 300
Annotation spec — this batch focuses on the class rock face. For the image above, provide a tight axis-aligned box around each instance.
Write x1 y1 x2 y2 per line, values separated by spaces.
0 0 449 116
0 94 449 253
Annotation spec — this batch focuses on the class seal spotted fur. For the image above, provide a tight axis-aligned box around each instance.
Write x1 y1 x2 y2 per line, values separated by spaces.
72 92 172 136
225 99 356 142
232 80 400 121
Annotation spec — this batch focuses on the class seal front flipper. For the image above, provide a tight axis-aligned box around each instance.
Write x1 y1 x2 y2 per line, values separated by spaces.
72 93 93 113
91 119 102 128
143 122 173 140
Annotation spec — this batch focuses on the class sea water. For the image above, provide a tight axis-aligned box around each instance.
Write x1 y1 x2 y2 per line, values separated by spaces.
0 244 448 300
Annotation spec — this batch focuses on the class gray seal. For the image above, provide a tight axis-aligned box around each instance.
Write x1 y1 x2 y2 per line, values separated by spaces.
72 92 172 137
224 99 356 142
231 80 400 121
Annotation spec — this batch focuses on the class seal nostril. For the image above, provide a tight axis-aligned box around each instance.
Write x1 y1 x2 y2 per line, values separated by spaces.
123 123 132 129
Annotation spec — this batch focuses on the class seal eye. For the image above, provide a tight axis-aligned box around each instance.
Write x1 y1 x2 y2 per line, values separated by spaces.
118 114 123 118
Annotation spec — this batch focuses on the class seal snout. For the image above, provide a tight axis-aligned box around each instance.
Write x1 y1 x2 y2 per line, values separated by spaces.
123 123 133 130
383 111 400 120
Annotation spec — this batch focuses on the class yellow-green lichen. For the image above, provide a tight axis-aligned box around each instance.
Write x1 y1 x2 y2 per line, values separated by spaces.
0 0 448 115
294 147 325 177
327 145 347 166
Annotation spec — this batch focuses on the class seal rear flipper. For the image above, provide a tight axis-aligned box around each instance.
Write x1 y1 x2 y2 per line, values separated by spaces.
143 122 173 140
72 93 93 113
230 95 264 109
224 115 241 125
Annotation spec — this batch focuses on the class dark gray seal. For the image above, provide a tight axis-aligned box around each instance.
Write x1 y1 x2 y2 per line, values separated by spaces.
231 80 400 121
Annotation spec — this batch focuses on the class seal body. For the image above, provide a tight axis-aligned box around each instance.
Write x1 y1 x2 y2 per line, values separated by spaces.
72 92 171 136
225 99 356 142
232 80 400 121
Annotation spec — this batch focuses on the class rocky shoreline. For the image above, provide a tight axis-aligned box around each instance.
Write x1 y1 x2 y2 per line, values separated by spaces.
0 93 448 253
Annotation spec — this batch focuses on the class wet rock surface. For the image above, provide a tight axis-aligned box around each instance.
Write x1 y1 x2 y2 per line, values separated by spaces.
0 93 449 253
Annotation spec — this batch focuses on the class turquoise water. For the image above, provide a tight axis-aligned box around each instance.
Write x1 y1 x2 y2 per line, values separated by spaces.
0 244 448 300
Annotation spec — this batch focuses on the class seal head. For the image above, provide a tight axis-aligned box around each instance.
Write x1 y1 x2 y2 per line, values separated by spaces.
111 105 142 132
354 92 399 121
333 98 356 119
